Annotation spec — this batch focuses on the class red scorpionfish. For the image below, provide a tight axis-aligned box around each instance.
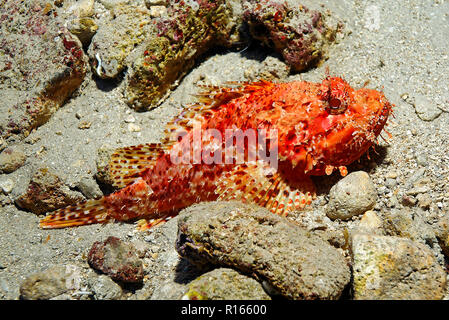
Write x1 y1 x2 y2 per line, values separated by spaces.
40 76 392 230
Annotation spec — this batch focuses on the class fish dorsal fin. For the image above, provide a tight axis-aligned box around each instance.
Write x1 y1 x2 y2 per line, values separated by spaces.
109 143 169 189
161 80 275 145
215 161 316 216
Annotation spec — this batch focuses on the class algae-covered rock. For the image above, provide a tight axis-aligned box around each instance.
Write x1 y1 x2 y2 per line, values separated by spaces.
15 167 84 215
184 268 271 300
125 0 246 111
0 0 88 144
95 144 116 187
0 146 26 174
87 236 144 284
243 0 341 72
88 2 154 79
20 264 83 300
352 234 446 300
176 201 350 300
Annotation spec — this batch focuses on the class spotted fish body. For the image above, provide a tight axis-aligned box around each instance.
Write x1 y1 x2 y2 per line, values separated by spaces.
40 77 392 230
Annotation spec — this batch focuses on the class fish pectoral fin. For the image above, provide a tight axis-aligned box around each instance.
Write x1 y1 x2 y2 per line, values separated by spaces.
215 162 316 217
39 197 109 229
109 143 169 189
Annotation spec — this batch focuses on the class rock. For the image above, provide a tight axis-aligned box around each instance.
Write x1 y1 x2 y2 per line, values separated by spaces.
99 0 139 10
401 194 417 207
326 171 377 220
433 215 449 258
353 210 383 235
19 264 82 300
0 147 26 173
412 93 442 121
62 0 95 18
95 144 116 186
127 123 141 132
0 178 14 194
67 17 98 46
15 167 84 214
176 201 351 300
76 176 103 199
87 236 144 283
0 0 88 144
88 2 154 79
88 274 123 300
242 0 341 72
125 0 247 110
183 268 271 300
145 0 167 8
352 234 446 300
416 193 432 210
383 208 436 245
244 56 291 81
61 0 98 46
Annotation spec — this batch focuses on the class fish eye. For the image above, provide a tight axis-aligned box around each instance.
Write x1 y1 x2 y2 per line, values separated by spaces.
326 98 347 115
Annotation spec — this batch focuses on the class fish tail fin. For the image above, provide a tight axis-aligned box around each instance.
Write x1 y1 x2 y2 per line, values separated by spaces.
39 198 110 229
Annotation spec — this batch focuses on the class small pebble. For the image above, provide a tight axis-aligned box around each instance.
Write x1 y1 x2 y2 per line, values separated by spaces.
406 186 430 196
0 178 14 194
416 194 432 210
124 115 136 123
128 123 141 132
0 147 26 174
402 195 417 207
326 171 377 221
412 94 442 121
78 120 91 129
415 153 428 166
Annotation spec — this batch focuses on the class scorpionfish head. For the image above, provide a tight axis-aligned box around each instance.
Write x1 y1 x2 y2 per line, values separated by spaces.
277 76 392 177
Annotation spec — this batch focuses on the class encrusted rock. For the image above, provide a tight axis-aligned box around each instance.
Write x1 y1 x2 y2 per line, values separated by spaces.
0 178 14 194
176 201 351 300
19 264 82 300
326 171 377 220
88 2 154 79
87 274 123 300
351 210 384 235
183 268 271 300
125 0 247 110
433 215 449 257
15 167 84 215
0 146 26 173
352 234 447 300
76 176 103 199
353 210 383 235
242 0 341 72
88 236 144 283
383 208 436 245
0 0 88 144
95 144 116 186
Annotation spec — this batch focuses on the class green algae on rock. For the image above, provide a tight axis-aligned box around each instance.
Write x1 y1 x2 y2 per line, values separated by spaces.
125 0 246 111
176 201 350 300
183 268 271 300
0 0 88 145
351 234 447 300
88 2 154 79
